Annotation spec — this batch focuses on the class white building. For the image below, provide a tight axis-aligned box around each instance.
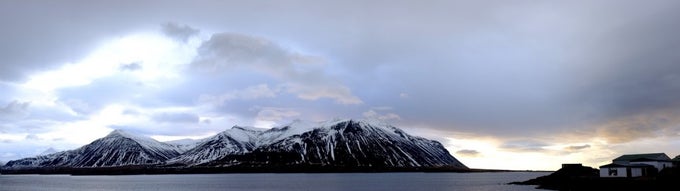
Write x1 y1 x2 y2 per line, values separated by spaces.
599 153 672 178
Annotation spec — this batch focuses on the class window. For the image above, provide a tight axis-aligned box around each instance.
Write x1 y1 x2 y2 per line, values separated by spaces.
609 168 618 176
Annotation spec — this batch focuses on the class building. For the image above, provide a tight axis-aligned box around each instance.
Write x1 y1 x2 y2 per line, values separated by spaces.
599 153 672 178
672 155 680 167
599 163 656 178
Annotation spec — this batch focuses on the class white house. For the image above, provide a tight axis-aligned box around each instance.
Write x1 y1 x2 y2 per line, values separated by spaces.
599 163 655 178
599 153 672 178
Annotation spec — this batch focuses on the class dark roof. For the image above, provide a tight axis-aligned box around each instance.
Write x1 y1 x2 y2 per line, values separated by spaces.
630 158 672 162
600 163 654 168
673 155 680 161
613 153 670 162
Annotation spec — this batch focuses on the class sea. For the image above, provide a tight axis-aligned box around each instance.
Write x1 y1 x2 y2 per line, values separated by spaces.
0 172 548 191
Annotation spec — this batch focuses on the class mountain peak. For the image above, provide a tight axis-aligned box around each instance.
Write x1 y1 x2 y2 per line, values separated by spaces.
104 129 175 150
107 129 129 137
106 129 152 141
279 119 316 130
319 118 392 129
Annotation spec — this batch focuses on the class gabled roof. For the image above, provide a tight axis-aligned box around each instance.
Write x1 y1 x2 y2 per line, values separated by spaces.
600 163 654 168
673 155 680 161
613 153 670 162
630 158 672 162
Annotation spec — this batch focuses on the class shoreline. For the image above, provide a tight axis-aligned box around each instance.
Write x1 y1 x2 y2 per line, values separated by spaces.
0 166 545 175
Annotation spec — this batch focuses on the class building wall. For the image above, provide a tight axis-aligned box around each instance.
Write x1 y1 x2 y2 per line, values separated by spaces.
631 161 672 171
630 168 642 177
600 167 628 177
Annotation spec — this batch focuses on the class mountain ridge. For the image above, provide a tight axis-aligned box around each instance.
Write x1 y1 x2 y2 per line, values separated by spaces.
1 119 468 174
3 129 182 169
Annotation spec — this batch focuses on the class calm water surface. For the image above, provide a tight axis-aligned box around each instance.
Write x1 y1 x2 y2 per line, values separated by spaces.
0 172 548 191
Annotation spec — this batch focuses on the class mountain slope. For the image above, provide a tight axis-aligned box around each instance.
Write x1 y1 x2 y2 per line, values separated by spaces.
167 126 260 165
3 130 182 169
168 122 318 166
194 119 467 169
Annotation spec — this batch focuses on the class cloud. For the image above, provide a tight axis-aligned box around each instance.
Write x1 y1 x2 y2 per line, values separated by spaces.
455 149 481 157
254 107 300 122
399 93 409 99
565 144 591 151
25 134 40 140
122 109 141 116
281 83 362 105
0 100 30 121
362 109 401 121
3 0 680 170
500 140 549 152
119 62 142 71
591 110 680 144
191 32 362 105
567 5 680 124
1 152 17 160
151 112 200 124
162 22 200 43
198 84 278 106
56 75 146 115
59 99 93 115
0 1 164 82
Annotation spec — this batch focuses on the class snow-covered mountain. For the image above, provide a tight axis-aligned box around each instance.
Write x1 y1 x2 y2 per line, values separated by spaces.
3 130 183 169
166 120 322 166
170 119 466 169
201 119 466 169
167 126 261 165
2 119 467 172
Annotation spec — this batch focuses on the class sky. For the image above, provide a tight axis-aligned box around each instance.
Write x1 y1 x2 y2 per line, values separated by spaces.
2 0 680 170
